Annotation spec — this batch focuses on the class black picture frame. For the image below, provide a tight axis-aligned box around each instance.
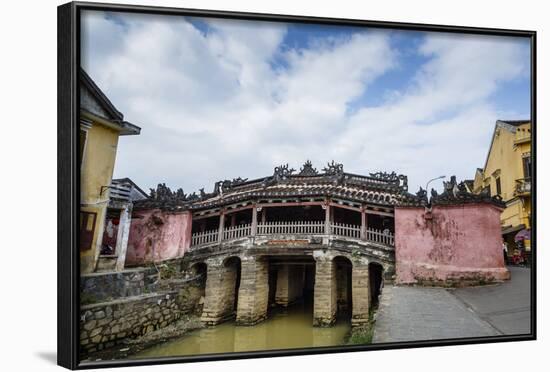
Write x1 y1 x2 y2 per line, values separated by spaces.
58 1 537 369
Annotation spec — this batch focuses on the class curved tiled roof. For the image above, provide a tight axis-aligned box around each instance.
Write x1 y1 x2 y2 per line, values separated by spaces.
134 161 423 211
189 173 417 209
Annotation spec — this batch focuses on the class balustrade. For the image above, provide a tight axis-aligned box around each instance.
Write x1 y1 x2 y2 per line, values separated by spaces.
190 220 394 248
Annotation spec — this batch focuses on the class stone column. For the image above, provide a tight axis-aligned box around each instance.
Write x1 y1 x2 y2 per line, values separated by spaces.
360 208 367 240
201 258 238 325
351 259 370 327
324 203 331 235
313 252 337 326
115 203 132 271
236 256 269 325
218 212 225 243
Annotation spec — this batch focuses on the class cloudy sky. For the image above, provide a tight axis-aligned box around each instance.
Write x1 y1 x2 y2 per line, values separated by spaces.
81 11 531 195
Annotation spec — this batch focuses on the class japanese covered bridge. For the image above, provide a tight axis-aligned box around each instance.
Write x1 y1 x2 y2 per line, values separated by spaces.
127 161 506 327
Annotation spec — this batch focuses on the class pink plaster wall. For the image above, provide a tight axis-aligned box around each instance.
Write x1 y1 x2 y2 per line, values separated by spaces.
395 203 510 285
125 209 193 266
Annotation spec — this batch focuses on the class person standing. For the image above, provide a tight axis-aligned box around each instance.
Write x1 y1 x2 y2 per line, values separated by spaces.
502 240 509 265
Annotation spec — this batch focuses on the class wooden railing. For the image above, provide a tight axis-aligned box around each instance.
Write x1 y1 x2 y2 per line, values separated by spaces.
257 220 325 235
365 228 394 246
223 223 252 240
330 222 361 239
191 228 218 247
190 220 395 248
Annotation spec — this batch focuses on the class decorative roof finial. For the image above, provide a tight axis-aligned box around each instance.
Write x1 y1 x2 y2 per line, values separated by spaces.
299 160 318 176
273 163 295 180
322 160 344 176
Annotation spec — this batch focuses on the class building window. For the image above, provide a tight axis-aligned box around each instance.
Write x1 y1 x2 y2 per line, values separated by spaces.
80 211 97 251
495 177 502 196
523 156 531 179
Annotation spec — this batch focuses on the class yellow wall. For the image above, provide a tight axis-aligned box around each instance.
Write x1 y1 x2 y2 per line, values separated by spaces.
473 170 484 193
80 111 120 273
473 121 531 231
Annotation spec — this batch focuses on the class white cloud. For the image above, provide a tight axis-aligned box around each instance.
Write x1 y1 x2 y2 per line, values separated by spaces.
81 12 529 195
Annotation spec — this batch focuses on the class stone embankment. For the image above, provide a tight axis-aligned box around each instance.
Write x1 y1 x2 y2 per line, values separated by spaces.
80 265 205 358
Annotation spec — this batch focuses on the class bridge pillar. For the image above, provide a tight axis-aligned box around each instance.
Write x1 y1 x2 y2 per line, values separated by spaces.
351 259 370 327
313 252 337 326
236 256 269 325
201 258 239 325
275 264 305 307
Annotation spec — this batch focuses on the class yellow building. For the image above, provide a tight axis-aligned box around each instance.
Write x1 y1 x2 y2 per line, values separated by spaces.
473 119 531 251
79 69 141 273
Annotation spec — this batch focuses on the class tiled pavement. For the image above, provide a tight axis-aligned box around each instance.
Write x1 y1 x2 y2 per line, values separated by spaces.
372 267 531 343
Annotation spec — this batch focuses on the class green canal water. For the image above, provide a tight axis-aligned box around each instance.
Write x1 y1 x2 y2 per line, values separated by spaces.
131 302 351 359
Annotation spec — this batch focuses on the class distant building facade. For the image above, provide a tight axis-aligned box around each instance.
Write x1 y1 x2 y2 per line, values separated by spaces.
473 120 532 251
79 69 141 273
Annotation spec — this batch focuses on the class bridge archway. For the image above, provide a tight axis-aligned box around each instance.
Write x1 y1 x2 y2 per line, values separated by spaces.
189 261 207 291
369 262 384 306
334 256 352 320
187 262 207 314
267 255 314 310
223 256 242 313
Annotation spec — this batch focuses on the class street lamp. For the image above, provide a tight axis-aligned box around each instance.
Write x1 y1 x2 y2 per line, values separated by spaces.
425 175 446 192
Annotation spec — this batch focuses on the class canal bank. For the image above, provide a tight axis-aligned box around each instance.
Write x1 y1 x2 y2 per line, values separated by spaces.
81 297 364 363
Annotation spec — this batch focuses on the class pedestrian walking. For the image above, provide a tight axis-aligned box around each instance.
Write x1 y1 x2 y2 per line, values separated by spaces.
502 240 508 265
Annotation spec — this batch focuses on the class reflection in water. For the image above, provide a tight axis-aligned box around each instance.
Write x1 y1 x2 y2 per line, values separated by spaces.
132 301 350 358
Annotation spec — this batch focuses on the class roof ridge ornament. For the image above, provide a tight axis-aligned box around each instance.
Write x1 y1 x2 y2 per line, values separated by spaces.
369 171 408 191
149 183 177 201
273 163 295 181
322 160 344 176
428 175 505 207
214 177 249 195
148 183 208 202
298 160 318 176
369 171 398 182
416 186 428 203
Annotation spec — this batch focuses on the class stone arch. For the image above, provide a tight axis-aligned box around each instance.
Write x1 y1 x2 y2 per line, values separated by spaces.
189 261 207 277
369 261 384 306
223 256 242 313
222 255 241 266
186 261 207 315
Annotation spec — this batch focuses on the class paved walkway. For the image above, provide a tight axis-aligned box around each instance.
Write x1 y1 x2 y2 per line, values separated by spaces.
373 266 531 343
452 266 531 335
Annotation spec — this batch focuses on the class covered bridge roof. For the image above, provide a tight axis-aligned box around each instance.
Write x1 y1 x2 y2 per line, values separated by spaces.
134 161 422 211
134 161 506 212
